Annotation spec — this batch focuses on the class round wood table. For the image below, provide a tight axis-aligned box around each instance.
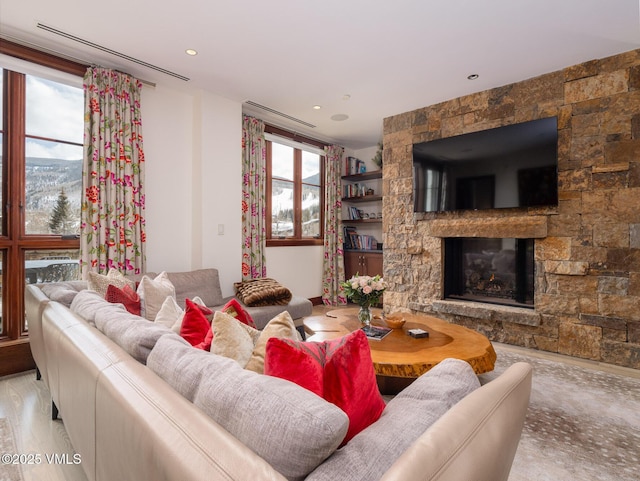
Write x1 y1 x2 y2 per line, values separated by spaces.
304 308 497 394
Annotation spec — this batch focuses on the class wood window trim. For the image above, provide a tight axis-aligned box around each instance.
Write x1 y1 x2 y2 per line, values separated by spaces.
0 41 84 375
264 125 326 247
0 38 87 76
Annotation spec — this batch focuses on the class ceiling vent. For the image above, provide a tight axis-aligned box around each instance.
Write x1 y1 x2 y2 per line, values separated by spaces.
245 101 316 128
36 23 190 81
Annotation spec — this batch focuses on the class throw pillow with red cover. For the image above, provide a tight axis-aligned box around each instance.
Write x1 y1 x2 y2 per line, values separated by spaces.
180 298 213 350
264 329 385 444
105 284 141 316
220 298 256 328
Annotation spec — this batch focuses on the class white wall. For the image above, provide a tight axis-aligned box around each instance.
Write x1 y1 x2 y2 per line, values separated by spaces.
142 84 195 273
141 84 243 296
265 245 324 299
198 92 243 297
141 81 380 300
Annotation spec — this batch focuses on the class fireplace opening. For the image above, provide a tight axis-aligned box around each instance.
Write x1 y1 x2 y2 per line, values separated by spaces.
444 237 534 308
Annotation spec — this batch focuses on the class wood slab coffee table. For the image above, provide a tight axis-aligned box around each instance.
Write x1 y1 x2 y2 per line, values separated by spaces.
304 308 496 393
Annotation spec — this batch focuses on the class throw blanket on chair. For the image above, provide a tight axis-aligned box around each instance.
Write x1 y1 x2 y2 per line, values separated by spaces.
234 278 293 307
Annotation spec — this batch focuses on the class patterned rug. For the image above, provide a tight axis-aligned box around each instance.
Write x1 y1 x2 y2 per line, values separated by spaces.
0 418 24 481
480 346 640 481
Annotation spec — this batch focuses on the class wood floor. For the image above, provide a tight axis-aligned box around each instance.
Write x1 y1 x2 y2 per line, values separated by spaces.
0 370 87 481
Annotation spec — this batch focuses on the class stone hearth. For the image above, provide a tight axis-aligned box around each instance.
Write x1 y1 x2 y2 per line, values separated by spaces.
381 48 640 369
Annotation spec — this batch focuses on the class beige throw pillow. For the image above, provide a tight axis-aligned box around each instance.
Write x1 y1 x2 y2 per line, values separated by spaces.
87 268 136 298
245 311 300 374
209 311 261 367
137 272 176 321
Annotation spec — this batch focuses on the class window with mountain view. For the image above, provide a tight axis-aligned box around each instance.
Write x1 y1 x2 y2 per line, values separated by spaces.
0 41 85 374
266 136 324 246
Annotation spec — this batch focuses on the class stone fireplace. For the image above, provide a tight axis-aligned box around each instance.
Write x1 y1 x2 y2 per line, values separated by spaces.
381 48 640 369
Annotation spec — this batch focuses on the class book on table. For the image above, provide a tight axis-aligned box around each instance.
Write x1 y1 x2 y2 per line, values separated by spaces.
361 325 392 341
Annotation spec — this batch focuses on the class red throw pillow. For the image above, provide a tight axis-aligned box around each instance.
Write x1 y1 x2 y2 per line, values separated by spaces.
105 284 141 316
180 298 211 348
221 298 256 328
265 329 386 444
194 327 214 351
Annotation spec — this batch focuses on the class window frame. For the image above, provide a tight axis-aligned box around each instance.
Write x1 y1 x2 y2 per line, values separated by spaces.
264 125 326 247
0 39 85 375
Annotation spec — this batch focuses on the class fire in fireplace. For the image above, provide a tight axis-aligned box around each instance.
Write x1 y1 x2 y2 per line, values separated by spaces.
444 238 534 308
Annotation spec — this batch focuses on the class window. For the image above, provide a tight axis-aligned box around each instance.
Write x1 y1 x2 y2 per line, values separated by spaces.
265 126 326 246
0 39 85 375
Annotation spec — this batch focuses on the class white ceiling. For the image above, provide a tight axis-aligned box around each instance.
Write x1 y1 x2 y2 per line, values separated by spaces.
1 0 639 149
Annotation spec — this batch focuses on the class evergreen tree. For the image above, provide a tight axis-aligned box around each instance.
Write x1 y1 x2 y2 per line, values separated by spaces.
48 188 72 234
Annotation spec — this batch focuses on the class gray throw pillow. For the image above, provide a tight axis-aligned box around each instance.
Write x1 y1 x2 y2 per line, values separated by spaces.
306 358 481 481
147 334 349 481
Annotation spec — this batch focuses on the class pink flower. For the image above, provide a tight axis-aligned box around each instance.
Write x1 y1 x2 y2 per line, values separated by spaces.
362 285 373 295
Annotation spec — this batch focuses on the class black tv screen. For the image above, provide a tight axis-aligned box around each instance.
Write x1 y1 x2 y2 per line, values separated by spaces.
413 117 558 213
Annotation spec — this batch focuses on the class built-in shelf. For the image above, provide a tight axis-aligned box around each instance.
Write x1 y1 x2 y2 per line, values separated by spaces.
342 170 382 182
342 218 382 224
342 195 382 203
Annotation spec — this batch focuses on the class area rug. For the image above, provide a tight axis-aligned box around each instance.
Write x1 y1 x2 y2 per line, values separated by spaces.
479 346 640 481
0 418 24 481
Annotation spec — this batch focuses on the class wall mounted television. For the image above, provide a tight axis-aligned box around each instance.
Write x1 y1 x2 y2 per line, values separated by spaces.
413 117 558 213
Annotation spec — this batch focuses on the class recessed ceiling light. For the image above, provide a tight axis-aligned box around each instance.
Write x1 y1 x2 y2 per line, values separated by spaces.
343 94 351 101
185 49 198 56
313 105 322 110
467 74 479 80
331 113 349 121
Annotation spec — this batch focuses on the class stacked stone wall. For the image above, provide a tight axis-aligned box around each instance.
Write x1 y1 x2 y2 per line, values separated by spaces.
382 49 640 369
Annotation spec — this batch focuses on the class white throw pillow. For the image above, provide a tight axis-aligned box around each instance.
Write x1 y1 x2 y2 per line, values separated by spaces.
155 296 183 329
137 272 176 321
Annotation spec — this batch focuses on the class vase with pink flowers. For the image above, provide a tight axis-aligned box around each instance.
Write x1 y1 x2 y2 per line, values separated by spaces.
341 274 385 330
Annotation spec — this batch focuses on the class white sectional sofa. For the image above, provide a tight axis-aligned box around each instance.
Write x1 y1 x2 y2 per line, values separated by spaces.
25 269 532 481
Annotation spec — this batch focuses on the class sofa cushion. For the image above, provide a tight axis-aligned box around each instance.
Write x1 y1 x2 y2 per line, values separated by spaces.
147 334 349 481
265 329 386 444
166 269 224 308
137 272 176 320
39 280 87 307
105 284 141 315
70 289 109 325
90 299 173 364
306 358 481 481
88 268 136 298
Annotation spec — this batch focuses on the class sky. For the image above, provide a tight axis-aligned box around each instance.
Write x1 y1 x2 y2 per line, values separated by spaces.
0 67 84 161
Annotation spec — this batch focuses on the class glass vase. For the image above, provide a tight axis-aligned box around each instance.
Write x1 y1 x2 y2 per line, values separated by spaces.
358 304 372 330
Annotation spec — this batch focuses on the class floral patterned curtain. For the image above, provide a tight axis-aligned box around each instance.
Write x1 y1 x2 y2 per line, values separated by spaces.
322 145 347 305
81 67 146 277
241 115 267 280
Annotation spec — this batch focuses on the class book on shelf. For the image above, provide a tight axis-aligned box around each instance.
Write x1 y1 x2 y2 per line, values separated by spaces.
343 226 378 250
361 325 392 341
345 156 366 176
